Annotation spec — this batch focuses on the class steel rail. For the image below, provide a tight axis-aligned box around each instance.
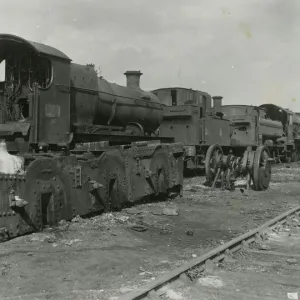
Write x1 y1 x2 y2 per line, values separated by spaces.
118 204 300 300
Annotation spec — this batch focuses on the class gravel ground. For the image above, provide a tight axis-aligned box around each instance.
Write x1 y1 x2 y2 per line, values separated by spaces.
0 163 299 300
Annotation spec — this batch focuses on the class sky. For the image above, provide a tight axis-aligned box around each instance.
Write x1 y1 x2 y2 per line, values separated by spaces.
1 0 300 111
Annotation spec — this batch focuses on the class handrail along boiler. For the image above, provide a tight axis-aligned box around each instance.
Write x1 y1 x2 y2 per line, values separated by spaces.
0 34 184 242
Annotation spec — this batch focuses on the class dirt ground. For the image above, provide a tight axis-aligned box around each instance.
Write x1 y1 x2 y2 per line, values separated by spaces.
0 163 299 300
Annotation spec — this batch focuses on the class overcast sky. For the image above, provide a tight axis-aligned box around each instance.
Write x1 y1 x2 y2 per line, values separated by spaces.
1 0 300 110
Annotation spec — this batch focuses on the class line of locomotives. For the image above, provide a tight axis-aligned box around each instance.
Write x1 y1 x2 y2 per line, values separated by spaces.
153 87 300 190
0 34 274 242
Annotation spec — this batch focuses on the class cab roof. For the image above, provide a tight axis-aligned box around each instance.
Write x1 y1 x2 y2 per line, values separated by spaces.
0 33 71 61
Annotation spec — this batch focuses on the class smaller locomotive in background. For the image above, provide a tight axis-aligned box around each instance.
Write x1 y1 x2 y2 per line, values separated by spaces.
152 87 284 191
223 104 300 163
0 34 184 242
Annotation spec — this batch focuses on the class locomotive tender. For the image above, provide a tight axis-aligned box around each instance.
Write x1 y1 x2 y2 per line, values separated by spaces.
0 34 184 242
153 87 272 191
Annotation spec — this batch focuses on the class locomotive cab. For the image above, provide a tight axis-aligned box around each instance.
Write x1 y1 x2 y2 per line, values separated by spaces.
0 34 168 154
0 34 71 152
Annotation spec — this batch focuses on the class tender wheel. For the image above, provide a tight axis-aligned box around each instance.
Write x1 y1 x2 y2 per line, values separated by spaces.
252 145 271 191
205 144 223 186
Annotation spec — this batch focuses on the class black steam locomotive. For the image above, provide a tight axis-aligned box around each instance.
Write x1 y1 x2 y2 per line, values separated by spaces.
0 34 184 242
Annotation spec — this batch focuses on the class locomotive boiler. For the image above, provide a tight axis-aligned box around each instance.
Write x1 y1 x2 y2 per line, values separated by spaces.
70 67 163 137
153 87 271 191
0 34 184 242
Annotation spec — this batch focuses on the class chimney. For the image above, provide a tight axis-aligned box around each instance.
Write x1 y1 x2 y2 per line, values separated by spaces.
124 70 143 89
212 96 223 112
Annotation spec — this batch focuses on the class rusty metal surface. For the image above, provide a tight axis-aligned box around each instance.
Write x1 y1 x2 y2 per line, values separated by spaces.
0 141 184 242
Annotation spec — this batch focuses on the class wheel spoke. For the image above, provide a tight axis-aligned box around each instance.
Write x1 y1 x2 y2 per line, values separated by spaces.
205 145 224 186
252 146 271 191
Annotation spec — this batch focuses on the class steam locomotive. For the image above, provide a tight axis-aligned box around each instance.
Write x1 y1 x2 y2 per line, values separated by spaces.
222 104 300 163
0 34 184 242
153 87 272 191
153 86 300 171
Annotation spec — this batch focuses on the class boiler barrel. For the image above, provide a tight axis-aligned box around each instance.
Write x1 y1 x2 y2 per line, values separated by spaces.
96 78 163 132
258 118 284 137
70 64 163 133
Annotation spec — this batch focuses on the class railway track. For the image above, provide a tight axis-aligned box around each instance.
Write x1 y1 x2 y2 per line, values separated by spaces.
119 205 300 300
